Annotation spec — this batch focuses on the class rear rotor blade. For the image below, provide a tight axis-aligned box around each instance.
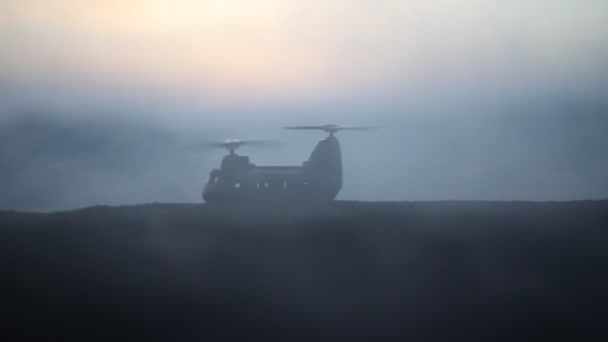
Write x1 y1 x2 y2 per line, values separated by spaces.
283 124 376 133
283 125 333 130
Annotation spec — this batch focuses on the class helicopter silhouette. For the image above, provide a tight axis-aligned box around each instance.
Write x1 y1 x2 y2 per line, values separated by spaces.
189 125 374 203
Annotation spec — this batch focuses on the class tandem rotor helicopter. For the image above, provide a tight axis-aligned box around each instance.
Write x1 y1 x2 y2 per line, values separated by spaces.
187 125 374 203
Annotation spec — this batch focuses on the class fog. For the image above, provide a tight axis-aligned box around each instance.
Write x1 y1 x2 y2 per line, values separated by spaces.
1 0 608 210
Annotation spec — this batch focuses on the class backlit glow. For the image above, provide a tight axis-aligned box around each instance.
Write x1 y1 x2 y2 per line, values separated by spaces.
1 0 607 108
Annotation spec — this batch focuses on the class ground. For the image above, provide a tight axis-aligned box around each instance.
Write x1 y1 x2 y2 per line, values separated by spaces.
1 201 607 341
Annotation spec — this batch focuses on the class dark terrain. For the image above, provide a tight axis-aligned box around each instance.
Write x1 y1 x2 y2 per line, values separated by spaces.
1 201 607 341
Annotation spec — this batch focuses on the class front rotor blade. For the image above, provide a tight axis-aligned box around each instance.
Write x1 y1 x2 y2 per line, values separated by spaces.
335 126 377 131
234 139 284 147
183 139 283 151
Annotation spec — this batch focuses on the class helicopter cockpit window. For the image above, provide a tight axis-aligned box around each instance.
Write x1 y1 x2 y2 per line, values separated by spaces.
209 171 219 184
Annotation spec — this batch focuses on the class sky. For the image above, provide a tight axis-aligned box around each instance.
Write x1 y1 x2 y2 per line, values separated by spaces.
1 0 608 209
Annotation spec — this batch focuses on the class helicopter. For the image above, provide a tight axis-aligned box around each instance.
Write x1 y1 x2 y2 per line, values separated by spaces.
190 124 374 203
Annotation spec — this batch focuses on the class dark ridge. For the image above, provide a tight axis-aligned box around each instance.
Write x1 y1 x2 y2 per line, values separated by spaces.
1 201 607 341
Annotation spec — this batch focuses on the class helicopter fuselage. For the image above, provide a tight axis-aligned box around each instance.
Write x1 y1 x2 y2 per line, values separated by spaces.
203 135 342 203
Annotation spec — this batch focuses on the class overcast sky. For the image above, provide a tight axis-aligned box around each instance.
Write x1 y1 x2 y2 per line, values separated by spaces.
1 1 607 209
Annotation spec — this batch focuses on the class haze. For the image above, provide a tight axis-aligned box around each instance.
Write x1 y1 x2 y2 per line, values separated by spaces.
1 0 607 210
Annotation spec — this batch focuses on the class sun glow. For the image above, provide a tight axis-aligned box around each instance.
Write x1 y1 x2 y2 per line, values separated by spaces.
1 0 338 104
2 0 608 108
